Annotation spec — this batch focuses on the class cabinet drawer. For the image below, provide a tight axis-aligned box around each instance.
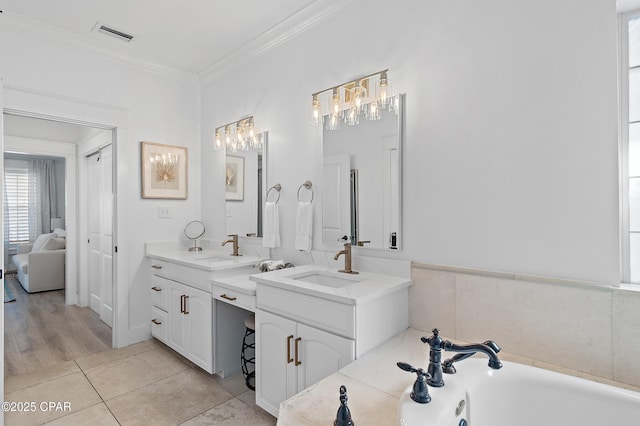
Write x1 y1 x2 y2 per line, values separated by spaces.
150 275 171 311
213 285 256 312
257 285 356 339
150 260 211 293
151 306 168 343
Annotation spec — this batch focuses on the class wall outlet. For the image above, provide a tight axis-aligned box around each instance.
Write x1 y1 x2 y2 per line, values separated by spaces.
158 206 171 218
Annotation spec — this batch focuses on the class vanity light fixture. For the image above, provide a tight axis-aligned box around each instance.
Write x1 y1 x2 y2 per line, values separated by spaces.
213 116 262 152
310 69 395 130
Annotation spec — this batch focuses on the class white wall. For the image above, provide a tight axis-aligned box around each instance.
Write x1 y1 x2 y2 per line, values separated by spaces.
201 0 619 284
0 26 201 345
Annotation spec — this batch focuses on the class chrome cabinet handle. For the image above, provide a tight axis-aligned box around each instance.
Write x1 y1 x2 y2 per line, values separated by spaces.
151 319 162 325
295 337 302 366
220 294 237 301
151 286 162 292
287 335 294 363
151 265 162 269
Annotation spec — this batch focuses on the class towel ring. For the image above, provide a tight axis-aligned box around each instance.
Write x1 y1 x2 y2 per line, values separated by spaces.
297 180 313 203
266 183 281 204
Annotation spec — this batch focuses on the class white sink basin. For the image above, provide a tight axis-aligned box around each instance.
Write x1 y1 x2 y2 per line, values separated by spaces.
290 270 364 288
193 255 229 263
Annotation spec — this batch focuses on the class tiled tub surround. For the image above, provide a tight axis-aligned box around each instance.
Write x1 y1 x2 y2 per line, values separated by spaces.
410 263 640 388
277 328 640 425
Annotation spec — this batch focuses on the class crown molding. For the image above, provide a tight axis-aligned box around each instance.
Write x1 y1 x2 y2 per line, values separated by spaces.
198 0 354 85
0 11 198 86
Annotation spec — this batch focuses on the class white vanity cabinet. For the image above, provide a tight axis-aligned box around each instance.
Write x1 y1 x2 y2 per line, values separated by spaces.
252 265 411 418
149 260 213 373
166 280 212 372
256 310 354 416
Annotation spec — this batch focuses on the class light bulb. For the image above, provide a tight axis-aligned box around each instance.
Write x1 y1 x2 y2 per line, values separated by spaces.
329 87 343 118
352 81 364 113
214 129 222 150
376 71 392 108
310 95 322 125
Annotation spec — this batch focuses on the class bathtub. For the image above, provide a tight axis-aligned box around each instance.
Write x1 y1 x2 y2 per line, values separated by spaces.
397 358 640 426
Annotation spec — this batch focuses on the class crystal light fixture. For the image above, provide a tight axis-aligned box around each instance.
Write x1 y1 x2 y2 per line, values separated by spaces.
309 69 394 130
213 116 262 151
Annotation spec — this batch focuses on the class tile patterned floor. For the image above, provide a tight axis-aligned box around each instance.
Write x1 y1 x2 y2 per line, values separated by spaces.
4 340 276 425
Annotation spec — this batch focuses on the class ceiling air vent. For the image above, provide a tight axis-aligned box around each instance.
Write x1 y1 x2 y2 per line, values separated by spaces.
92 22 134 43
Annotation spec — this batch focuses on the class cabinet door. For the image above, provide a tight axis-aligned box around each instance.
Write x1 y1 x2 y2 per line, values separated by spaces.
184 285 213 373
296 323 355 391
167 283 187 355
255 310 297 418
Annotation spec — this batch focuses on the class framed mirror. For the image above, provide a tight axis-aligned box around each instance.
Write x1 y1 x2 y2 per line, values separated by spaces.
225 132 267 238
322 94 403 250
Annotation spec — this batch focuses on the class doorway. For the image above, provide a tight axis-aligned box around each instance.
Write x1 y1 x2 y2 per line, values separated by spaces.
2 112 115 374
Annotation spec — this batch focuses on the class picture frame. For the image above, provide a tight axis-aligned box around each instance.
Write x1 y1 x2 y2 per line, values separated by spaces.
141 141 188 199
225 155 244 201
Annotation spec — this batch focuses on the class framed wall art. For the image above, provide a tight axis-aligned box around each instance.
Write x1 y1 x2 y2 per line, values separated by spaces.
225 155 244 201
141 141 188 199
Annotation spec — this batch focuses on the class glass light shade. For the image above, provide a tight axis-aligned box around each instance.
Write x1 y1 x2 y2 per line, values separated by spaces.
365 100 381 120
351 81 365 113
214 130 223 150
310 95 322 125
325 112 341 130
344 105 359 126
376 72 392 108
329 88 343 118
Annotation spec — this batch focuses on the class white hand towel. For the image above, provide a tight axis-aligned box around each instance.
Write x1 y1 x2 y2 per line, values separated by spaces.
263 201 280 248
294 201 313 252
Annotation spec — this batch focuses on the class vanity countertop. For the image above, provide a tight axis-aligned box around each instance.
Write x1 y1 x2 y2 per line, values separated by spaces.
250 264 412 305
145 244 263 272
212 274 257 296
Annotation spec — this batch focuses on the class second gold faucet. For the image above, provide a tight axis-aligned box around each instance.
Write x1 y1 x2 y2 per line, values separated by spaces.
334 242 358 274
222 234 242 256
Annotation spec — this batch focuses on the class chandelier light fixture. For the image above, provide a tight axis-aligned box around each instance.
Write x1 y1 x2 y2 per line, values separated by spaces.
309 69 396 130
213 116 262 152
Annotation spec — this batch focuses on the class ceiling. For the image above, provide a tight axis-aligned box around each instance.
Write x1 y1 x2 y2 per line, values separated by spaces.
0 0 326 78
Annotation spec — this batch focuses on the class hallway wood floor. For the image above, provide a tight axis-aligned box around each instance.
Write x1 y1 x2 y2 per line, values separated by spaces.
4 273 112 377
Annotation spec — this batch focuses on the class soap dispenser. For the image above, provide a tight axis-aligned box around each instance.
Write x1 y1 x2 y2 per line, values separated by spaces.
334 385 354 426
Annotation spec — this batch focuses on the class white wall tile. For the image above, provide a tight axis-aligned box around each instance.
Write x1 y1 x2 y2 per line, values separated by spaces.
613 288 640 385
409 267 456 336
455 274 613 378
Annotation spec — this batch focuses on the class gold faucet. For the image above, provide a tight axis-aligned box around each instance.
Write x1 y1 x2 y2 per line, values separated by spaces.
221 234 242 256
334 242 358 274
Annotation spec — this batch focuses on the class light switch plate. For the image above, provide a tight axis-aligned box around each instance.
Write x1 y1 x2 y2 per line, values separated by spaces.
158 206 171 218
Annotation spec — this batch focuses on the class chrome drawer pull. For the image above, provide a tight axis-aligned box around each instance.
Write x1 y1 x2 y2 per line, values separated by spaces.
151 319 162 325
151 286 162 292
220 294 237 301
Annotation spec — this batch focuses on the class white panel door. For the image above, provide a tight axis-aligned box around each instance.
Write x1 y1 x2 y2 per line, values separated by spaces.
86 146 113 327
87 152 101 314
99 145 113 326
322 154 351 243
255 310 297 418
184 285 212 373
296 323 354 391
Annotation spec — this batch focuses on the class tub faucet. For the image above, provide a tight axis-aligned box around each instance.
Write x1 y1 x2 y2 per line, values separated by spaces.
221 234 241 256
421 328 502 387
334 243 358 274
